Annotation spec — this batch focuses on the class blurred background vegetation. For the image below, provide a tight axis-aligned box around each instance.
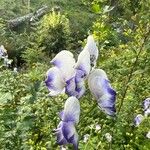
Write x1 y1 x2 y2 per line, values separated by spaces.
0 0 150 149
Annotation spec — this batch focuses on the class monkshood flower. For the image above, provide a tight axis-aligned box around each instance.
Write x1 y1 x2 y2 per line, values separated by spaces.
88 69 116 116
84 35 99 67
143 98 150 111
105 133 112 142
54 97 80 150
134 114 144 127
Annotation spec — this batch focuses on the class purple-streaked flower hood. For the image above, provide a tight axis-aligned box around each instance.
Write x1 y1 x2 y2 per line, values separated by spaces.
45 67 66 96
50 50 76 81
88 69 116 116
55 97 80 150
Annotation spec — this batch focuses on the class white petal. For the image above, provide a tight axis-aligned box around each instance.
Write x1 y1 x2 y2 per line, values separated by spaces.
51 50 76 81
63 96 80 124
84 35 99 67
75 49 91 77
88 69 108 99
45 67 65 96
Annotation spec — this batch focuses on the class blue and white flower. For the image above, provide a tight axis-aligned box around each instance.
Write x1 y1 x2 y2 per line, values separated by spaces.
134 114 144 127
55 97 80 150
88 69 116 116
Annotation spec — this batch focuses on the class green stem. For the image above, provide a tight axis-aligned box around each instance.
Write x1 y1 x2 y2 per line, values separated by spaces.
118 30 150 114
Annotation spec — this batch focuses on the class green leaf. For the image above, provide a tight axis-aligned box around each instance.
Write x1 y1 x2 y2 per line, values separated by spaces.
0 92 12 104
92 4 101 13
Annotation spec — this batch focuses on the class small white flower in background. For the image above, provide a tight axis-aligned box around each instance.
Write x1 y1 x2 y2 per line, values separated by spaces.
105 133 112 142
0 45 7 58
146 131 150 139
95 124 101 131
3 57 12 67
144 108 150 117
60 146 67 150
134 114 144 127
83 134 90 143
13 67 18 73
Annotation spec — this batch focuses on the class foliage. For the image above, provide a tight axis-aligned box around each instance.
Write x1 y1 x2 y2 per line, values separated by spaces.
0 0 150 150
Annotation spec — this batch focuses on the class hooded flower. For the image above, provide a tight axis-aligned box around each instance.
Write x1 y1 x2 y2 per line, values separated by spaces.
45 67 65 96
84 35 99 67
134 114 144 127
50 50 76 81
88 69 116 116
55 97 80 150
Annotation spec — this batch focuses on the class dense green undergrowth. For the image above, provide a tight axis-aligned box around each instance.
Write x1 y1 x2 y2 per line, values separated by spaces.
0 0 150 149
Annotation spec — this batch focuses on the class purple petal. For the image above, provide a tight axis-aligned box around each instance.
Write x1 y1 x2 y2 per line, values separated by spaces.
62 122 78 150
51 59 62 68
75 68 86 83
55 122 68 145
55 121 78 149
75 81 85 99
65 77 77 97
65 76 85 99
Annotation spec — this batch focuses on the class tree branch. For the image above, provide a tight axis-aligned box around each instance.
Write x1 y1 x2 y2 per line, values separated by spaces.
7 5 48 28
